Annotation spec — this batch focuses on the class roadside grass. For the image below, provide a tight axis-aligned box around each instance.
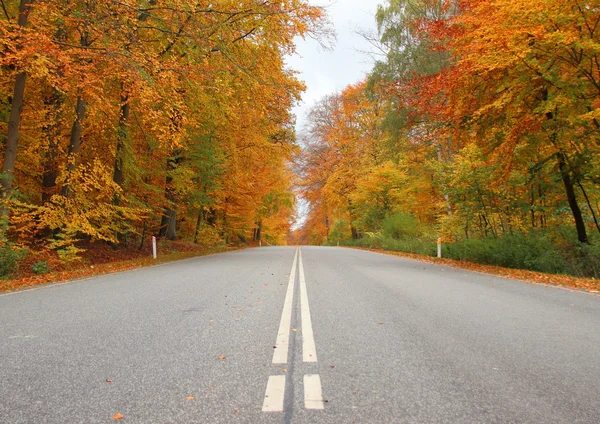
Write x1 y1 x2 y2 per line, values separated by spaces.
0 241 244 293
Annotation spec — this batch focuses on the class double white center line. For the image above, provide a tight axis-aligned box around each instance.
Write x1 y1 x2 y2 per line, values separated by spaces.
262 247 325 413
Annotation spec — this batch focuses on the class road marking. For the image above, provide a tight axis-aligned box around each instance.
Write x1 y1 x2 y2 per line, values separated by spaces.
262 375 286 412
298 249 317 362
304 374 325 410
272 247 298 364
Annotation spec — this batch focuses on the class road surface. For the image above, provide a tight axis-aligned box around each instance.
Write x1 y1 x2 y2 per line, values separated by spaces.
1 246 599 423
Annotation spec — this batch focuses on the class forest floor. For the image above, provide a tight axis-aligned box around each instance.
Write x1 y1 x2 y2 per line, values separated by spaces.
348 247 600 294
0 240 246 293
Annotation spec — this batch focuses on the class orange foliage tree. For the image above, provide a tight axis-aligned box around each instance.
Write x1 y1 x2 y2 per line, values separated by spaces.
0 0 326 259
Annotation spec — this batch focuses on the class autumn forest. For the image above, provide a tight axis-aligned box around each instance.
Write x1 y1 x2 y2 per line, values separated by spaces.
0 0 325 277
296 0 600 278
2 0 600 280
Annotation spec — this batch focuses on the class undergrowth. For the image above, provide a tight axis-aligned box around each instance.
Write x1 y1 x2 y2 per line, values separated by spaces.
332 215 600 278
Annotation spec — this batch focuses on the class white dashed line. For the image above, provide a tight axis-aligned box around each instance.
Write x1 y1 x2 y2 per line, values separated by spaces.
304 374 325 410
262 375 286 412
272 247 298 364
298 249 317 362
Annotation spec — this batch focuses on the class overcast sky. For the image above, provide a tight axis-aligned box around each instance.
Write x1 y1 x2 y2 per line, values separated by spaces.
286 0 381 132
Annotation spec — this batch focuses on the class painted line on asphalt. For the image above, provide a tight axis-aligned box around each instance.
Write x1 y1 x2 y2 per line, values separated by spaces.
298 248 317 362
272 247 298 364
304 374 325 410
262 375 286 412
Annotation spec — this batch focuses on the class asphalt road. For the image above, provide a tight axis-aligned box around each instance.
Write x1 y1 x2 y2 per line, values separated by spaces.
1 246 599 423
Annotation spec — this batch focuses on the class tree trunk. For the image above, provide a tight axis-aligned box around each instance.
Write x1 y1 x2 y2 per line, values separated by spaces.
1 0 34 221
111 87 130 244
577 182 600 234
545 102 587 243
41 84 63 204
61 96 86 198
253 221 263 242
436 142 453 216
139 220 147 250
159 151 181 241
112 87 130 197
557 152 587 243
193 208 204 244
160 209 177 240
206 207 217 227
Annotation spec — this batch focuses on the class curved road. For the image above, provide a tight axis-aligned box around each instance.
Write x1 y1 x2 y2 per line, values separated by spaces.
1 246 599 423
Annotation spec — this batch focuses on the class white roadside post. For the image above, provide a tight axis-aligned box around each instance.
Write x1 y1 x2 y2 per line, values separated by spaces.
152 236 157 259
437 237 442 259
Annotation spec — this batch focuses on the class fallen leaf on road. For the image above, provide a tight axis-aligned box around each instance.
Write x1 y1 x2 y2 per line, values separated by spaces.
113 413 124 420
186 396 195 401
219 356 227 360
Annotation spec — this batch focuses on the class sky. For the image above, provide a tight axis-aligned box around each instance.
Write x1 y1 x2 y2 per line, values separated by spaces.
286 0 381 132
